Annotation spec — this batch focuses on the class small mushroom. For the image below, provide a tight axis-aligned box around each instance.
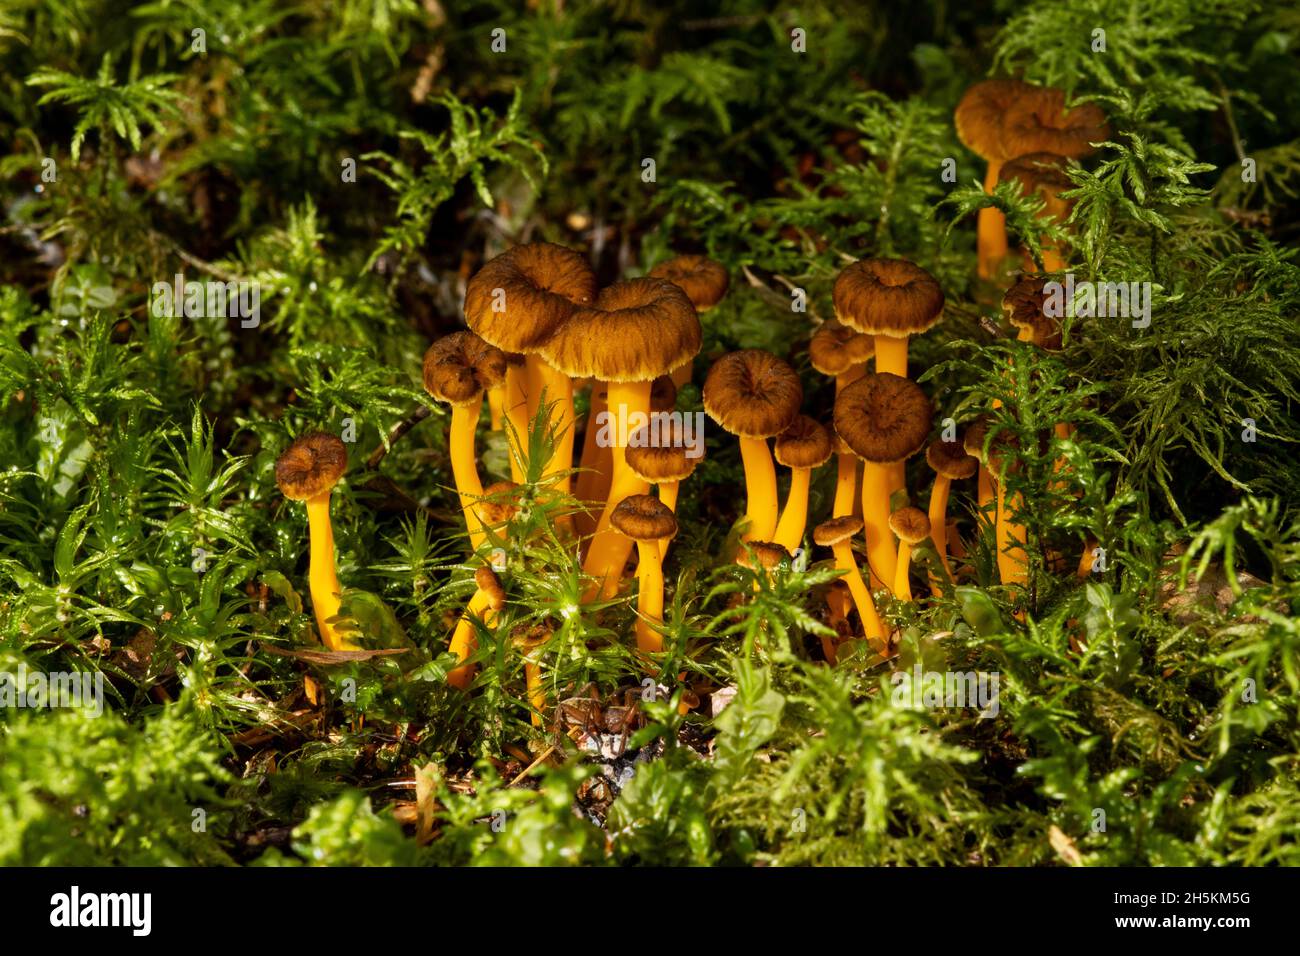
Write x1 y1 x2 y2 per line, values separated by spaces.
809 321 874 519
964 416 995 519
625 419 701 559
275 431 357 651
735 540 792 592
649 253 730 387
889 506 932 602
703 350 803 542
833 258 944 382
447 565 507 689
925 437 978 587
813 516 886 651
772 416 833 554
1002 274 1062 349
610 495 679 652
422 331 507 552
834 373 933 594
511 624 551 727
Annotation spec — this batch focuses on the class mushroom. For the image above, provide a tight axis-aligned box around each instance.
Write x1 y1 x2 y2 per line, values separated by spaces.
464 243 596 493
649 254 729 387
772 416 833 554
834 372 933 594
275 431 358 651
964 416 995 520
736 540 792 591
925 436 978 587
813 516 886 651
422 331 507 553
702 349 803 543
1002 274 1062 349
889 506 932 602
809 321 874 518
542 278 700 598
610 495 679 653
625 419 700 559
511 624 550 727
447 565 507 689
1000 86 1109 168
954 79 1034 279
987 430 1029 589
998 152 1074 272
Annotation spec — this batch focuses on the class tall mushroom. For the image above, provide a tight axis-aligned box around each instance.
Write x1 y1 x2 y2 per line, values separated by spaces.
625 420 700 559
275 431 358 651
422 331 507 553
925 436 978 587
773 416 833 554
464 243 596 493
649 254 729 387
954 79 1034 279
889 506 932 602
812 516 886 652
809 320 874 518
542 278 700 599
988 430 1029 589
834 373 933 594
998 152 1074 273
702 350 803 544
447 565 506 689
610 495 678 653
964 416 995 521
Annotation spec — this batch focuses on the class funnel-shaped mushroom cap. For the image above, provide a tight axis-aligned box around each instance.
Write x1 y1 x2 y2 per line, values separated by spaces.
1001 87 1110 161
737 540 790 570
702 349 803 439
889 506 932 545
963 416 990 463
276 431 348 501
775 416 833 469
833 258 944 339
955 79 1034 162
422 331 507 405
808 320 874 376
926 437 978 480
813 515 864 547
999 151 1073 197
478 481 521 524
464 242 597 353
540 278 700 383
474 566 507 611
626 423 699 483
649 254 729 312
834 372 933 464
611 494 678 542
1002 275 1062 349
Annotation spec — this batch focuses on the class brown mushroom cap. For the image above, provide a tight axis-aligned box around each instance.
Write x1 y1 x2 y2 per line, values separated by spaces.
834 372 933 464
963 417 990 463
649 254 729 312
986 429 1022 475
702 349 803 439
737 540 791 570
475 565 507 611
889 506 932 545
955 79 1035 162
999 151 1073 198
1002 275 1062 350
610 493 679 541
926 438 978 480
422 331 507 405
478 481 521 525
1001 87 1110 161
808 320 874 376
464 242 596 353
833 258 945 339
540 278 701 383
275 431 348 501
775 416 833 470
626 423 699 483
813 515 864 547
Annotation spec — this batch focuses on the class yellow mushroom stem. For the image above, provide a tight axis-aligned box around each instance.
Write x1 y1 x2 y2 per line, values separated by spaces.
574 385 611 522
977 466 995 516
503 362 529 483
978 160 1009 280
871 338 910 505
537 364 576 498
995 472 1029 589
449 400 488 552
447 585 499 689
829 540 886 652
894 536 927 602
773 466 812 553
861 461 897 593
582 380 653 599
832 452 857 517
926 474 957 594
632 539 665 653
738 436 780 542
1078 538 1098 579
487 383 504 431
518 641 546 728
657 480 680 559
524 353 546 423
305 492 357 651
